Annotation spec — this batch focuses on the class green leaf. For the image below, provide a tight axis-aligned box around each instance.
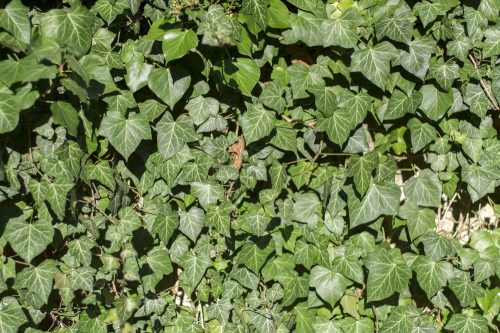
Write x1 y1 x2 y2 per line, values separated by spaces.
375 8 414 44
236 238 275 273
350 180 401 228
4 215 54 263
232 58 260 95
0 297 27 333
41 5 95 56
16 260 58 304
50 101 80 137
341 317 374 333
310 265 351 306
400 37 435 80
100 111 151 160
414 0 446 27
418 84 453 121
317 109 354 146
0 0 31 45
240 104 276 144
0 95 19 134
379 306 417 333
117 206 142 235
162 29 199 62
462 163 497 201
351 42 399 90
321 14 358 48
269 0 290 28
449 272 484 307
185 96 219 126
412 256 453 298
399 201 435 240
156 112 197 160
444 313 489 333
420 232 454 260
179 206 205 242
364 248 411 302
384 90 421 121
125 60 153 93
428 60 459 90
151 209 179 243
283 11 323 47
148 67 191 109
404 170 442 207
242 0 269 30
482 27 500 58
407 118 437 152
179 251 212 289
348 151 379 196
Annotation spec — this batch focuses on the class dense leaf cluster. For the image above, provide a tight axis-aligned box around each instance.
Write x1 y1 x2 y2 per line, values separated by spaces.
0 0 499 332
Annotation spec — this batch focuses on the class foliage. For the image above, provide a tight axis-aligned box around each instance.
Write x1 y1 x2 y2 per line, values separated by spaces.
0 0 499 332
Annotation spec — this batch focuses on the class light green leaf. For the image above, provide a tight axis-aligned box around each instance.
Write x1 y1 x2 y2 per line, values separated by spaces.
404 170 442 207
50 101 80 137
16 260 58 304
242 0 269 30
317 109 354 146
348 151 379 196
444 313 488 333
236 238 275 273
179 251 211 289
414 0 446 27
420 232 454 260
162 29 198 62
400 37 435 79
0 0 31 45
0 95 19 134
380 306 417 333
321 15 358 48
341 317 374 333
100 111 151 160
375 8 414 44
232 58 260 95
283 11 323 47
41 6 95 56
462 163 497 201
240 104 276 144
179 206 205 242
449 272 484 307
191 182 224 209
0 297 27 333
399 201 435 240
151 209 179 243
351 42 399 90
148 67 191 109
428 60 459 90
4 215 54 263
418 84 453 121
185 96 219 126
350 180 401 228
364 248 411 302
156 112 197 160
125 60 153 93
412 256 453 298
117 206 142 236
310 265 351 306
384 90 421 121
407 118 437 152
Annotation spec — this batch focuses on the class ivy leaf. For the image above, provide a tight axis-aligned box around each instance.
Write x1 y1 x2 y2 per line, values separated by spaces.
375 8 414 44
317 109 354 146
350 180 401 228
341 317 374 333
151 209 179 243
412 256 453 298
162 29 198 62
16 260 58 305
156 112 197 160
185 96 219 126
179 251 212 290
348 151 379 196
364 248 411 302
400 37 435 79
399 201 435 240
0 297 27 333
321 14 358 48
50 101 80 137
418 84 453 121
444 313 489 333
4 215 54 263
41 5 95 56
449 272 484 307
0 0 31 45
351 42 399 90
407 118 437 152
283 10 323 46
148 67 191 109
0 95 19 134
414 0 446 27
100 111 151 160
404 170 441 207
240 104 276 144
179 206 205 242
242 0 269 30
310 265 350 306
236 238 275 274
428 60 459 90
420 232 454 260
384 90 421 121
232 58 260 95
380 306 417 333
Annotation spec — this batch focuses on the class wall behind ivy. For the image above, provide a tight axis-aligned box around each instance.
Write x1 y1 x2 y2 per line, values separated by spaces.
0 0 499 332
